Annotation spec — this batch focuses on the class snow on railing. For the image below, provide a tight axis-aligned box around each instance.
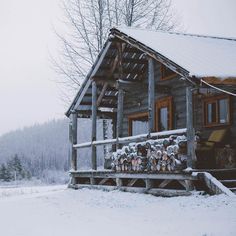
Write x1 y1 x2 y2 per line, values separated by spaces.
73 128 187 149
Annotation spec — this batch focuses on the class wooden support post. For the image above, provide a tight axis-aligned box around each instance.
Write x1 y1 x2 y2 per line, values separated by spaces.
145 179 152 190
70 112 78 171
116 178 122 187
116 88 124 149
148 57 155 134
90 177 96 185
186 86 196 168
112 117 117 152
91 81 97 170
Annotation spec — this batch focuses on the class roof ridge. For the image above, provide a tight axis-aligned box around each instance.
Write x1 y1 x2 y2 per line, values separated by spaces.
114 26 236 42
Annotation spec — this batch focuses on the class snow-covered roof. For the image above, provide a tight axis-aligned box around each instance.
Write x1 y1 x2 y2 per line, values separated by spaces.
114 27 236 79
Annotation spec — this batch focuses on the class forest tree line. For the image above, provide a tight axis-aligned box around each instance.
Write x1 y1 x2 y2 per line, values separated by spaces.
0 119 112 182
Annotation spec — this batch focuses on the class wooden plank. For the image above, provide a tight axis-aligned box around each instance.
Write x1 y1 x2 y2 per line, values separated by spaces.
116 178 123 187
91 81 97 170
75 185 192 197
70 112 77 171
73 128 187 148
159 179 172 188
72 41 112 113
96 82 109 107
70 171 197 181
184 180 194 191
127 179 138 187
98 178 109 185
145 179 153 189
148 57 155 133
178 180 187 189
116 88 124 139
197 172 235 196
186 86 196 168
90 177 96 185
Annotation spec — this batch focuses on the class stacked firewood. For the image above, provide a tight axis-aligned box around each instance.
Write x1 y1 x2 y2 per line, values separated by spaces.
111 135 188 172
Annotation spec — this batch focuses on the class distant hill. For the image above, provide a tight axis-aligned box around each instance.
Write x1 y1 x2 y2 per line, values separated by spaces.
0 118 112 179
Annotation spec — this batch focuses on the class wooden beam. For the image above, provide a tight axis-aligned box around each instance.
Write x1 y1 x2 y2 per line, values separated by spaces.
91 81 97 170
72 41 112 113
116 178 122 187
186 86 196 168
145 179 153 190
202 77 236 85
97 82 109 106
148 57 155 133
159 179 172 188
116 88 124 139
74 128 187 149
127 179 138 187
70 112 77 171
106 57 147 64
75 185 192 197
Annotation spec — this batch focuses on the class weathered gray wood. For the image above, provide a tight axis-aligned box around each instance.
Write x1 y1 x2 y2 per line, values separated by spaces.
127 178 138 187
96 82 109 107
90 177 96 185
178 180 187 189
116 88 124 147
116 178 123 187
148 57 155 133
74 128 187 149
159 179 172 188
91 81 97 170
72 41 112 113
145 179 153 190
184 180 194 191
112 118 117 152
99 178 110 185
75 185 192 197
186 86 196 168
197 172 235 196
70 112 78 171
71 171 197 181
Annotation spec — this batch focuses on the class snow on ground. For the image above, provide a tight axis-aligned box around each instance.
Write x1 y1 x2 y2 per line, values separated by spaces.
0 185 235 236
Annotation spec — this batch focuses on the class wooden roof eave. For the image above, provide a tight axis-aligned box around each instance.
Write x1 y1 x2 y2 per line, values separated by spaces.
65 40 112 117
110 28 192 83
201 76 236 85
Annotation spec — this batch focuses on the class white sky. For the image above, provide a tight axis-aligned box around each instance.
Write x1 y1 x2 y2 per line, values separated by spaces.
0 0 236 136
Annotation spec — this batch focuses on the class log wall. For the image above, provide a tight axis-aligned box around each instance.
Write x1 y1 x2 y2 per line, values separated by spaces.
122 62 187 137
121 60 236 147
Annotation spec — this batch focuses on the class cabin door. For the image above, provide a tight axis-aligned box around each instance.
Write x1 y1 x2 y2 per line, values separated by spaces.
155 97 173 131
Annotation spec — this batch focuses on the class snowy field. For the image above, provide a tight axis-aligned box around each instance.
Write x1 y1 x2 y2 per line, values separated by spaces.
0 185 236 236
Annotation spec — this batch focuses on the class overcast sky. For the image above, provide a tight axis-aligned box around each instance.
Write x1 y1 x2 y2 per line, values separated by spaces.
0 0 236 136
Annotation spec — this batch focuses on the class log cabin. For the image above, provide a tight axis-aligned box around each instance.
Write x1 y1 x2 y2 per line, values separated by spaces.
66 27 236 195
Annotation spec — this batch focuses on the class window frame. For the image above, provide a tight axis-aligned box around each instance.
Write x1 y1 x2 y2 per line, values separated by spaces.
203 94 231 128
155 96 173 131
128 112 148 136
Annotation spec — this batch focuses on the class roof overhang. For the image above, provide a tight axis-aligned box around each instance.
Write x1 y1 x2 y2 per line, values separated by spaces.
66 27 236 117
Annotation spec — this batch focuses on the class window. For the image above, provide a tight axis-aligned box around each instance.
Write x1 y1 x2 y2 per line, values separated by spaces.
155 97 173 131
204 95 231 127
128 112 148 136
161 65 176 80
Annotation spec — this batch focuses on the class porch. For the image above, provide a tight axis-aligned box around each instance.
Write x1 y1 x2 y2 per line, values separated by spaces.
66 28 236 196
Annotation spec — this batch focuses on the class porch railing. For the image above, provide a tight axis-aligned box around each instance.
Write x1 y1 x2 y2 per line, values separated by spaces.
73 128 187 149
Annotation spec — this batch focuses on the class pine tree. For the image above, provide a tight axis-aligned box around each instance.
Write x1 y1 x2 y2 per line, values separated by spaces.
0 164 12 182
7 154 25 180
